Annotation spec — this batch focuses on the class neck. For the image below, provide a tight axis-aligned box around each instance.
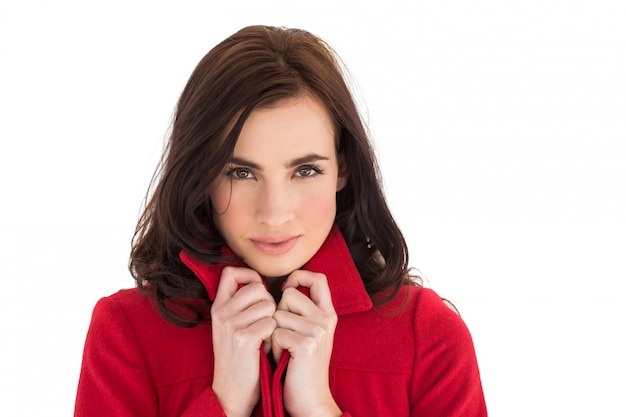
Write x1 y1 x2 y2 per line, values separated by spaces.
266 275 288 303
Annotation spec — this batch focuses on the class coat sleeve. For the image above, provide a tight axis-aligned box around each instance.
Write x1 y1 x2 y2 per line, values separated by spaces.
74 295 227 417
409 288 488 416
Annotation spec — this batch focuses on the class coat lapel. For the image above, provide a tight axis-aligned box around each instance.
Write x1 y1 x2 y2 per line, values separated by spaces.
179 225 372 315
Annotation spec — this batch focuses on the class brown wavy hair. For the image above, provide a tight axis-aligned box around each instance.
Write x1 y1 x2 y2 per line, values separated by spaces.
130 26 414 327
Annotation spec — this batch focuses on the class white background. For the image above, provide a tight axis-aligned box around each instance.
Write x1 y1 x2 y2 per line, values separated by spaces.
1 1 625 416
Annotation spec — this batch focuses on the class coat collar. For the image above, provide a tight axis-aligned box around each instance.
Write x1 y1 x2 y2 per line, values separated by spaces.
179 225 373 316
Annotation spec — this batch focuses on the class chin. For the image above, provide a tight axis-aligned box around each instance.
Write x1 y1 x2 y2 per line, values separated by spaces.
255 265 299 279
246 257 308 279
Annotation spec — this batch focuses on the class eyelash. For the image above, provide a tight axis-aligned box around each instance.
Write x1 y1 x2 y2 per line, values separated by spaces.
225 165 325 181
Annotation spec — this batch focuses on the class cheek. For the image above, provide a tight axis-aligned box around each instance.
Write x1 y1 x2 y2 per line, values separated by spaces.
210 183 249 236
211 181 254 218
298 184 337 222
210 181 231 215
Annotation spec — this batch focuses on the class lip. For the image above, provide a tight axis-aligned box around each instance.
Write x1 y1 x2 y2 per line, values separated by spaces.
250 235 299 256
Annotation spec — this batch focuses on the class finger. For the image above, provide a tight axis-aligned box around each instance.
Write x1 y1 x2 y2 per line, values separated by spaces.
232 281 275 309
213 266 264 305
220 298 277 332
273 308 324 337
271 333 283 363
276 287 319 318
281 270 335 313
232 316 277 351
272 327 315 360
211 283 276 339
211 281 274 322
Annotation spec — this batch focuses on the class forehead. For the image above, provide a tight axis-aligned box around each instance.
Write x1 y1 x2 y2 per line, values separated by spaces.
233 94 336 159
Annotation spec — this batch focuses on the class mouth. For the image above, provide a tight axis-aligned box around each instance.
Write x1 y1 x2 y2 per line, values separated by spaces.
250 235 299 256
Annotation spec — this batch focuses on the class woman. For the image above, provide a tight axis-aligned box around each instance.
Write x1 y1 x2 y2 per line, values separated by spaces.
75 26 487 417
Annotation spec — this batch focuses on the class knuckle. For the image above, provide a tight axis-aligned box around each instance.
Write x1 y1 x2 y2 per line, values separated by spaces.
240 282 262 296
218 317 238 335
210 305 224 321
233 326 261 349
221 316 237 333
313 271 327 281
301 270 326 281
263 316 278 333
282 286 294 296
292 269 326 281
282 287 299 299
272 309 287 324
290 269 305 279
220 266 236 276
302 336 317 355
238 282 268 299
309 325 325 340
232 317 277 349
259 299 277 315
322 312 338 328
232 329 250 349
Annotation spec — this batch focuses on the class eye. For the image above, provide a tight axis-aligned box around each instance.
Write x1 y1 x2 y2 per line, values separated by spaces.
228 168 255 180
295 165 324 178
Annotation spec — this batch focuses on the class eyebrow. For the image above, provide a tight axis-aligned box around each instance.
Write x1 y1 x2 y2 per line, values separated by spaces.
228 153 330 170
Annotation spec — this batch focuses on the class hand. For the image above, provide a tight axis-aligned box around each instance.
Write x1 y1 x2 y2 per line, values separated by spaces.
210 266 277 417
272 270 342 417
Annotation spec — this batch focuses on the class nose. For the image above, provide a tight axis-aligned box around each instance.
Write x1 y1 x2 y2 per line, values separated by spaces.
254 180 294 227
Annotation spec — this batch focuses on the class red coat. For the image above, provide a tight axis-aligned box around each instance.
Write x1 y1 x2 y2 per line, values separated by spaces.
75 226 487 416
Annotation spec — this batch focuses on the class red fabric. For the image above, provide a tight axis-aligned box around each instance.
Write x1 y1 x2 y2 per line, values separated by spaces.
75 226 487 416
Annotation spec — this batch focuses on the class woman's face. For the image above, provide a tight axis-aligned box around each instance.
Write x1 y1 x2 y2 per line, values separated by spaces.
210 94 347 278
